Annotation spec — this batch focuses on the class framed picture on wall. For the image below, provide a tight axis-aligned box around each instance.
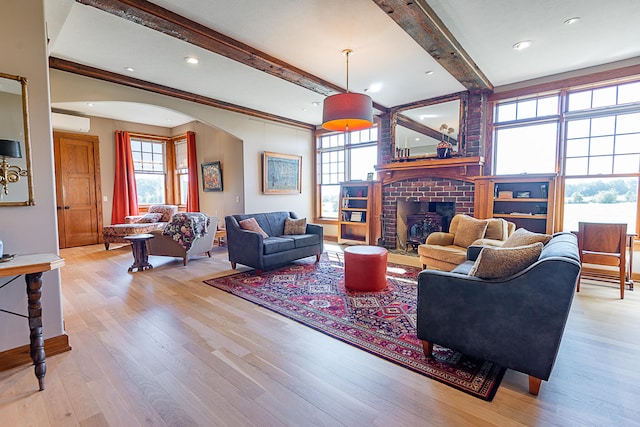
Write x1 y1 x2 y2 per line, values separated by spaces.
263 151 301 194
201 161 223 192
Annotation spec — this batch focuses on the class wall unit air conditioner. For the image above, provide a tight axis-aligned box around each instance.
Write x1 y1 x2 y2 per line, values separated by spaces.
51 112 91 133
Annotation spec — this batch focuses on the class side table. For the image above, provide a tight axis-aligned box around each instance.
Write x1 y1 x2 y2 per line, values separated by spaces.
124 233 154 272
0 253 65 391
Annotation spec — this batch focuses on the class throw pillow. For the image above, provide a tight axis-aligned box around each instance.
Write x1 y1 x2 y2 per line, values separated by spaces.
239 217 269 238
484 218 507 241
469 242 543 279
453 215 489 248
136 212 163 223
284 217 307 235
502 228 552 248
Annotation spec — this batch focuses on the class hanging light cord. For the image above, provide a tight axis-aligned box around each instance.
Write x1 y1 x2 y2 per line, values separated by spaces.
343 49 353 93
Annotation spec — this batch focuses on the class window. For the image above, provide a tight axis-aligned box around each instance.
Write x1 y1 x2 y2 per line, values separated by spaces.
316 126 378 219
493 95 559 175
129 133 192 207
130 137 166 204
174 138 188 205
492 77 640 234
563 81 640 232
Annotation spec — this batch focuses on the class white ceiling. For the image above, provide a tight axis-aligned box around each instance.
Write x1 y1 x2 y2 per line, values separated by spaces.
45 0 640 128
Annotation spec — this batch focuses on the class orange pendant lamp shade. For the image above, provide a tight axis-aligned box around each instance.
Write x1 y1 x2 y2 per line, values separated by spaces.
322 49 373 132
322 92 373 131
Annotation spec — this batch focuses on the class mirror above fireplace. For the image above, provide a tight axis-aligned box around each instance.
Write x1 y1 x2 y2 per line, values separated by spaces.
392 92 468 159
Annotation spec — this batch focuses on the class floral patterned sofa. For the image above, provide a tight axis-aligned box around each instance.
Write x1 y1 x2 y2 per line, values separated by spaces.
102 204 178 250
147 212 217 265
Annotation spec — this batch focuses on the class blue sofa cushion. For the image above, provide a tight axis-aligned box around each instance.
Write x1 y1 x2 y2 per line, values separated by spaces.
286 233 320 248
263 236 295 254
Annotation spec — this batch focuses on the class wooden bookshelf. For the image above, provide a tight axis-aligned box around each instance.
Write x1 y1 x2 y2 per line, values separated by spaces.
338 181 382 245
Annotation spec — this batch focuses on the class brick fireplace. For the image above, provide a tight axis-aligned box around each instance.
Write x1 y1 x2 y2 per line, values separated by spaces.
381 177 475 249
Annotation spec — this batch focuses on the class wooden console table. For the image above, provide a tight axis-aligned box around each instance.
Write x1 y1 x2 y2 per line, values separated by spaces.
0 253 65 391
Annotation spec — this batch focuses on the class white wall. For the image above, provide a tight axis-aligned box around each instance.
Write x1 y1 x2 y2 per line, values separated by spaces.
0 0 64 351
49 70 315 221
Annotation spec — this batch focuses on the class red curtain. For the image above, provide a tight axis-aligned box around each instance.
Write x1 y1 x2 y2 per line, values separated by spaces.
186 131 200 212
111 131 139 224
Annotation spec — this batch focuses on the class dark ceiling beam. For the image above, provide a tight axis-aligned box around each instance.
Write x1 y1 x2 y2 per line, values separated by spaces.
49 57 315 130
371 0 493 92
75 0 388 113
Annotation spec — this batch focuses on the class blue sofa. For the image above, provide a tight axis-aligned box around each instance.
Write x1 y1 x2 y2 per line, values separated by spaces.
225 211 323 274
416 232 581 395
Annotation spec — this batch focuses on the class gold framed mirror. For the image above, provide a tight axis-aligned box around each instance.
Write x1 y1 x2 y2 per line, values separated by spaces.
392 92 468 159
0 72 34 206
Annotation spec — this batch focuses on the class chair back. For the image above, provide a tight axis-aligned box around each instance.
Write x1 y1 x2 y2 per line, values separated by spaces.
578 222 627 267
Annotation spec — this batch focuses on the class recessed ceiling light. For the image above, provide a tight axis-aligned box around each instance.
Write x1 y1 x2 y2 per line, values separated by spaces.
87 103 94 107
512 40 533 50
425 70 434 76
564 17 581 25
311 101 321 107
184 56 199 64
124 67 135 72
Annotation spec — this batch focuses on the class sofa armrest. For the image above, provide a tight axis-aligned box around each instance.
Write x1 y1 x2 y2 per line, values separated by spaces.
425 232 454 246
466 245 484 261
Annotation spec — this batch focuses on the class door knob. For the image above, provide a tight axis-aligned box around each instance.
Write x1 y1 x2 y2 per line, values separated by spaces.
64 206 70 210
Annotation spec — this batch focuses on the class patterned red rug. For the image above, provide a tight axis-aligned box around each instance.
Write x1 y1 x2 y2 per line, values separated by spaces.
204 252 505 401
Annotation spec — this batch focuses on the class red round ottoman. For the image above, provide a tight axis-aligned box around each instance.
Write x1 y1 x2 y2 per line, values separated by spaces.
344 245 388 291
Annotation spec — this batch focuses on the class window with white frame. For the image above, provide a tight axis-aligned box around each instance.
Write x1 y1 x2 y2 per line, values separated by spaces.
316 126 378 219
174 138 188 205
493 94 559 175
130 137 166 205
492 78 640 233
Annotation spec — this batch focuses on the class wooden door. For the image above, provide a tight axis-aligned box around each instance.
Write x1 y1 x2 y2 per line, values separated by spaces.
54 132 103 248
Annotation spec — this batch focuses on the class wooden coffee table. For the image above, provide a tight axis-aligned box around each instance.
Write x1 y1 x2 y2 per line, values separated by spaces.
124 233 154 272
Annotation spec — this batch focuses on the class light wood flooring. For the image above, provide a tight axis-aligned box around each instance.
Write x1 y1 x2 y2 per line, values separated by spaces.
1 242 639 426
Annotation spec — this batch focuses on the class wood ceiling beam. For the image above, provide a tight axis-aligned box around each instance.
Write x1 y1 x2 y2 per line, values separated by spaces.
75 0 388 113
371 0 493 92
49 57 316 130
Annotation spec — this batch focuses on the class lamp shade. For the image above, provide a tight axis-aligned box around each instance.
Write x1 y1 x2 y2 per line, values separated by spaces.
0 139 22 158
322 92 373 131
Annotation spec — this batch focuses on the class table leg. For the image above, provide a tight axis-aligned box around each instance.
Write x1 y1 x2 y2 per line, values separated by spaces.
25 272 46 391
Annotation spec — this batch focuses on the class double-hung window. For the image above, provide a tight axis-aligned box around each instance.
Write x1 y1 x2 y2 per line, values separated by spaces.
130 136 166 205
316 126 378 219
173 137 189 206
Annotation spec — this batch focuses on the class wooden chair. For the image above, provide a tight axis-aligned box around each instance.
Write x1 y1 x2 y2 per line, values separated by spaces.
577 222 630 299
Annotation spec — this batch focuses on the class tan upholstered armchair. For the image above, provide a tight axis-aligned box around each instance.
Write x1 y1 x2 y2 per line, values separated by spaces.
147 213 218 266
418 214 515 271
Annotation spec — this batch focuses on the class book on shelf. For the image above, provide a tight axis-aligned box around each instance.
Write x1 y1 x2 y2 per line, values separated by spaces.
350 212 363 222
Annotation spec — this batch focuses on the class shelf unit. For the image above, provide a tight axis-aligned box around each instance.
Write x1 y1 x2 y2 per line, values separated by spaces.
338 180 382 245
474 174 556 234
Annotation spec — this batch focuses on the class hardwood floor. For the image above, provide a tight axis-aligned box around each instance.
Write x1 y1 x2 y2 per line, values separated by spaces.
1 242 639 426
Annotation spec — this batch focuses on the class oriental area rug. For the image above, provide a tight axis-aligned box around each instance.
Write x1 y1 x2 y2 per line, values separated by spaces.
204 252 505 401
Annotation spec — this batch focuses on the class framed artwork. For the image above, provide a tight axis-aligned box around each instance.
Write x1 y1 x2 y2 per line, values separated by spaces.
263 151 301 194
201 161 223 192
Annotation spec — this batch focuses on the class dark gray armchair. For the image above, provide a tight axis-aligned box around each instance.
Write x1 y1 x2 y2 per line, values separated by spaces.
416 232 581 395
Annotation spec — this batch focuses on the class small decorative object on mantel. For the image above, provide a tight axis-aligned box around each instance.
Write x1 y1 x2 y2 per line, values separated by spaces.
437 124 454 159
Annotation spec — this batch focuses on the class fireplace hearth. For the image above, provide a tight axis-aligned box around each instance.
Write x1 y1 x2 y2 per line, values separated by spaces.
396 200 455 251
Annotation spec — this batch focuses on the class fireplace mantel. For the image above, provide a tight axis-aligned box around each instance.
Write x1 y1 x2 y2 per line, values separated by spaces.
375 156 484 184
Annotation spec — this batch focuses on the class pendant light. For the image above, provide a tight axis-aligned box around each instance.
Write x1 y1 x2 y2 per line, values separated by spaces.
322 49 373 132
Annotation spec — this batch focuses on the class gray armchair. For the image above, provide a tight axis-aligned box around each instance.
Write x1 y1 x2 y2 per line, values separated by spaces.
416 232 581 395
